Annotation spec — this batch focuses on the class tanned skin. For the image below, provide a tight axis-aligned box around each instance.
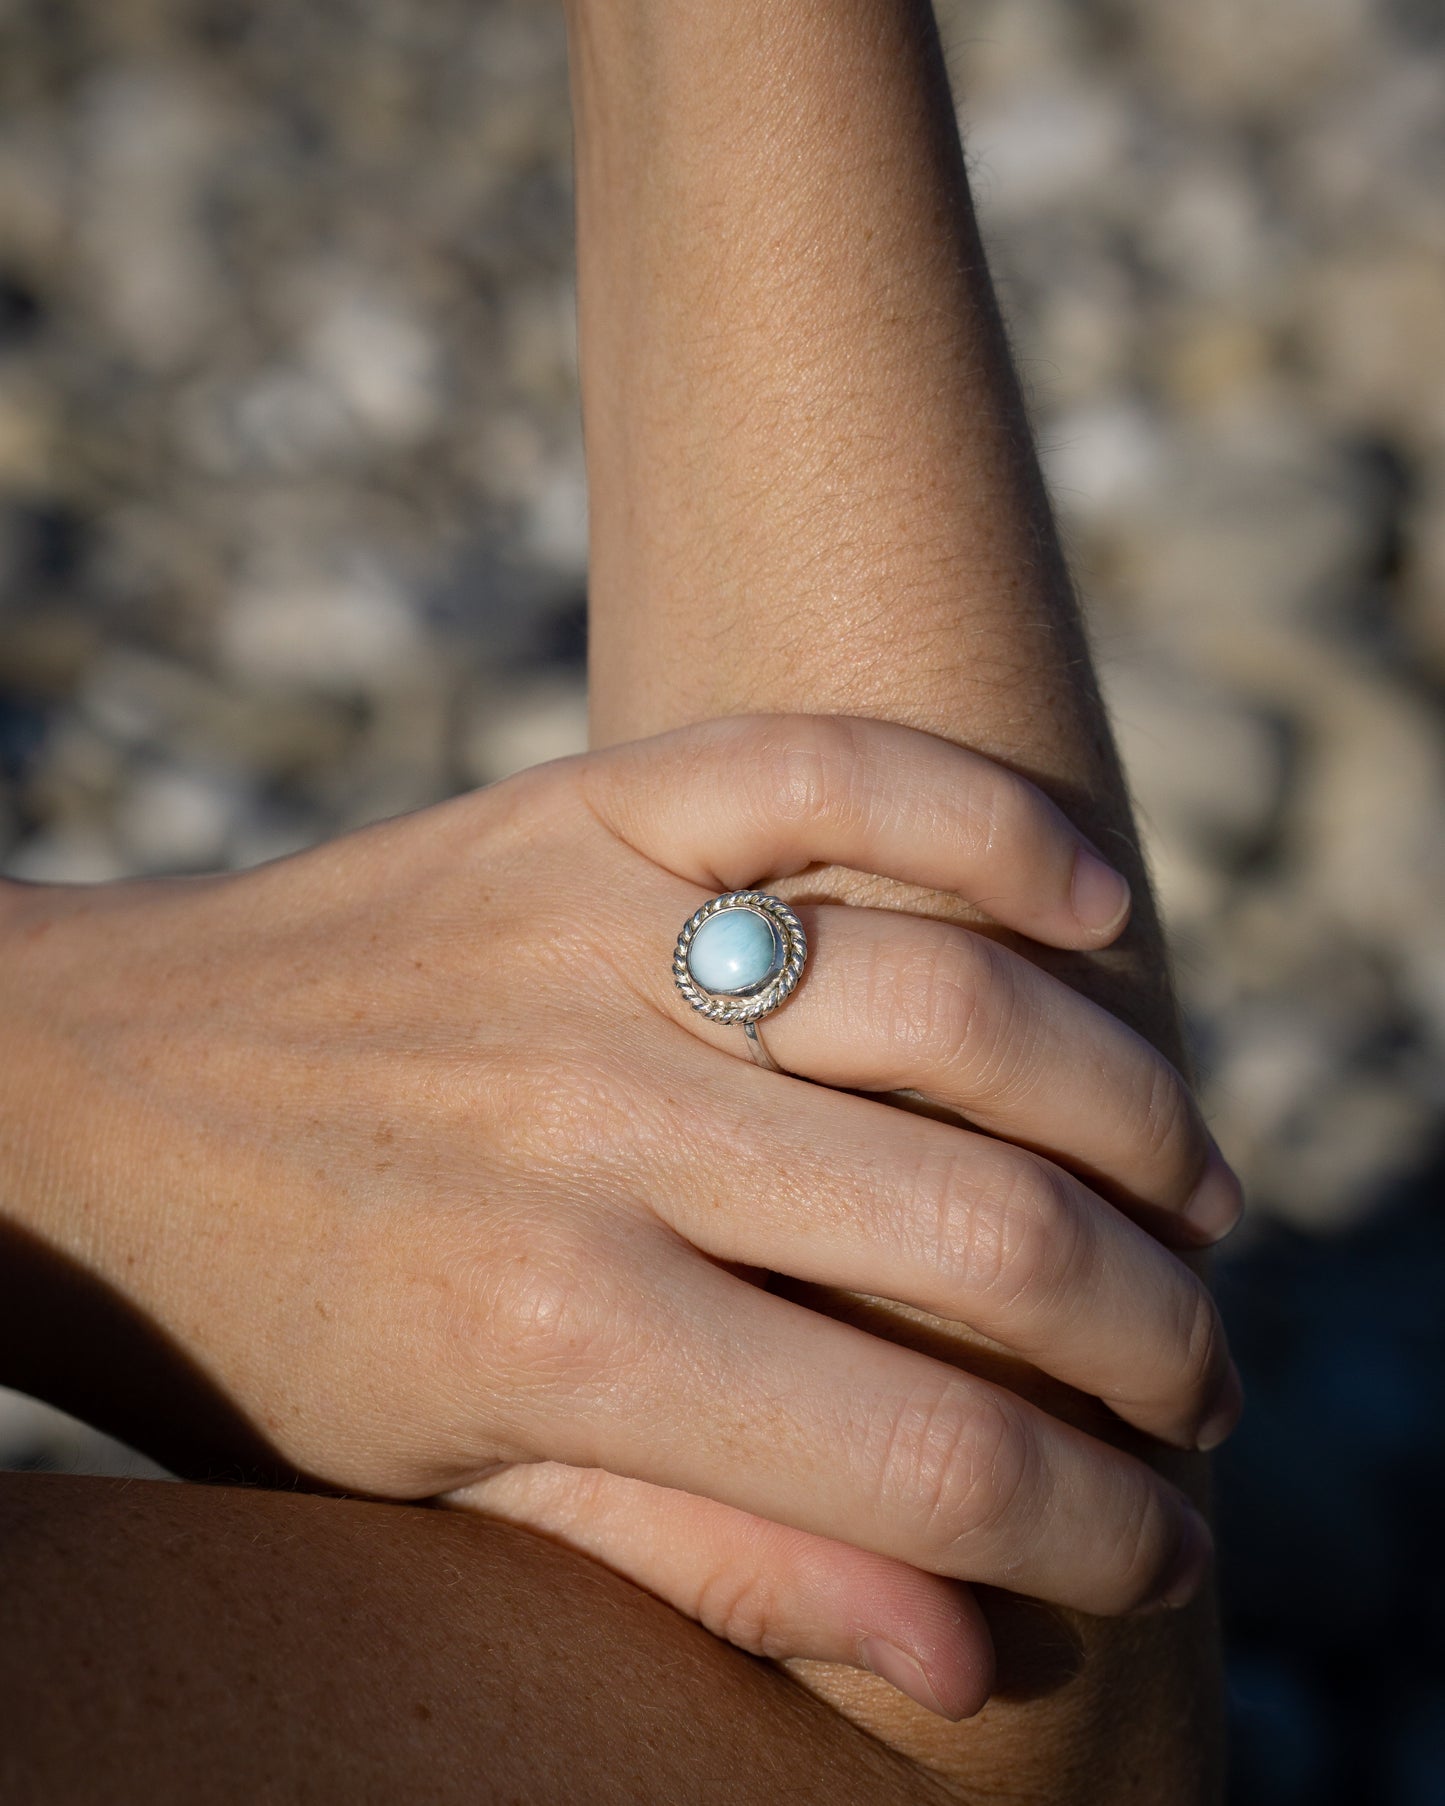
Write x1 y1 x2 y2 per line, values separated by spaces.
0 5 1223 1800
572 1 1220 1798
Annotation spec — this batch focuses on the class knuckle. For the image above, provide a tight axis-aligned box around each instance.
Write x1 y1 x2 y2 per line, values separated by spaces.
961 761 1036 863
693 1562 787 1660
1134 1055 1198 1174
878 1383 1031 1559
754 713 860 827
878 929 993 1069
941 1154 1081 1317
1109 1476 1184 1613
477 1219 631 1399
1176 1283 1228 1419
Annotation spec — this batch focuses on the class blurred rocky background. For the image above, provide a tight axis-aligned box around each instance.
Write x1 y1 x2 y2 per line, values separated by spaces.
0 0 1440 1799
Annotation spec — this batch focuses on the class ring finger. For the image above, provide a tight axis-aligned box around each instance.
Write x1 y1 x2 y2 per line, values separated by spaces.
666 898 1242 1245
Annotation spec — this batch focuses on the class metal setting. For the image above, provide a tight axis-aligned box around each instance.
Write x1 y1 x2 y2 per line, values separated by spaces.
672 890 808 1027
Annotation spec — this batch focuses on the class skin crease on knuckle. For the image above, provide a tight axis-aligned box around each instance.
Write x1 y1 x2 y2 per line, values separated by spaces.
956 1157 1085 1324
916 932 1038 1106
977 1144 1227 1447
893 911 1211 1217
894 1129 1218 1449
956 756 1030 871
458 1207 663 1473
754 712 864 837
455 1052 680 1319
477 1229 618 1403
876 928 991 1074
692 1558 789 1661
1175 1283 1229 1442
1100 1465 1188 1617
893 1142 1065 1323
872 1379 1031 1570
1132 1045 1206 1193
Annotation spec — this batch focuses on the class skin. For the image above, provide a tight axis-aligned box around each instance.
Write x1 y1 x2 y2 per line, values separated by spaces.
1 716 1233 1709
567 0 1231 1796
0 1475 957 1806
0 2 1238 1799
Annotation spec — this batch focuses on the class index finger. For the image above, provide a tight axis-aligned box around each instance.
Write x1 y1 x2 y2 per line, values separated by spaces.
581 713 1132 951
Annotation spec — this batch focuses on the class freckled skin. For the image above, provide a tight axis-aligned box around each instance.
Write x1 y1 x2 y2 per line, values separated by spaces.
0 2 1224 1799
572 0 1221 1796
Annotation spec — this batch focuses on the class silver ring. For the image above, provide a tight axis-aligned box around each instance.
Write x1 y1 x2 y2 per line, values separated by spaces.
672 891 808 1074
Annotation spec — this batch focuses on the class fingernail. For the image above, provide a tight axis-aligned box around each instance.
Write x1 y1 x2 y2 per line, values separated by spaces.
1144 1507 1214 1613
858 1635 962 1721
1070 847 1131 935
1183 1150 1245 1242
1196 1357 1244 1452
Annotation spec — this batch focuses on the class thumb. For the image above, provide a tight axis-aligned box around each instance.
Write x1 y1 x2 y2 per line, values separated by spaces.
443 1461 993 1721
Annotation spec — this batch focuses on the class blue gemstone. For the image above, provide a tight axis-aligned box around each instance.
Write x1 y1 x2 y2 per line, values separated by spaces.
688 907 783 996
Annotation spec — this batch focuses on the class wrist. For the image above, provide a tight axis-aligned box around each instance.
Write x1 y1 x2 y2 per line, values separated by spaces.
0 878 155 1308
0 879 195 1457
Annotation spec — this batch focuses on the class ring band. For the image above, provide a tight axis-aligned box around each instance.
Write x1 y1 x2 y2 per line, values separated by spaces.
742 1019 783 1074
673 891 808 1074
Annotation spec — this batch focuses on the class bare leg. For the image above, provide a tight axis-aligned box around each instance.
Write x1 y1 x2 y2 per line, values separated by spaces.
571 0 1218 1798
0 1474 945 1805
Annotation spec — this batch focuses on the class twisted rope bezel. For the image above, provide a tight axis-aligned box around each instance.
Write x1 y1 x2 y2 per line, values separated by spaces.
672 891 808 1025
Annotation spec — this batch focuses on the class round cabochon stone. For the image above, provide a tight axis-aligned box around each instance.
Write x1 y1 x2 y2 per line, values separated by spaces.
687 907 783 996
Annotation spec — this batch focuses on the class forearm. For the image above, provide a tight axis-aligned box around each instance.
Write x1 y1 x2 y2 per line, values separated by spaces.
571 0 1186 1059
570 2 1217 1799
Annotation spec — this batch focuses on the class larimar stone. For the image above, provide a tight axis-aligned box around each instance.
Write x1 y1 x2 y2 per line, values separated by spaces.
688 907 784 996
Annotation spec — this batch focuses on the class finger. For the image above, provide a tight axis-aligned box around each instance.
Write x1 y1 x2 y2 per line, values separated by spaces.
582 713 1133 950
444 1463 994 1721
639 1044 1239 1451
696 902 1242 1243
489 1237 1213 1616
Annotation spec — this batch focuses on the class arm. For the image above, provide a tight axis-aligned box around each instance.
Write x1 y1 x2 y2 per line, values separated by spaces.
0 714 1228 1792
0 1473 949 1806
569 0 1221 1797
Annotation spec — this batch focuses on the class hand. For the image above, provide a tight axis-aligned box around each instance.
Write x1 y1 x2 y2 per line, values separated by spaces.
0 713 1241 1720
